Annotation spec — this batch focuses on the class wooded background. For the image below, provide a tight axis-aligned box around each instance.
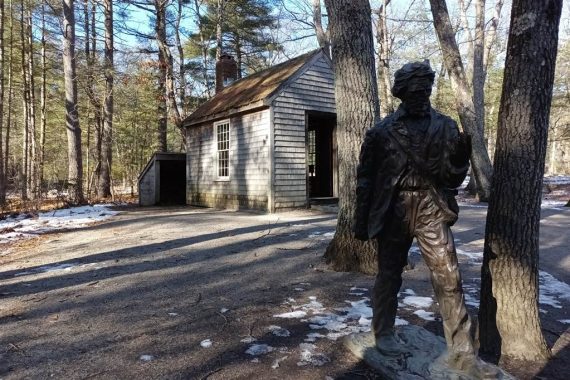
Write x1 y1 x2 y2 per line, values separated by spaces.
0 0 568 205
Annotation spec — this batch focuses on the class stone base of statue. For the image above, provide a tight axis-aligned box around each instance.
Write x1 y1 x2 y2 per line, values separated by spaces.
343 326 515 380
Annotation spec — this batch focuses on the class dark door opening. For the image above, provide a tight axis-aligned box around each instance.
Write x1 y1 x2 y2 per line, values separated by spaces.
159 159 186 205
307 112 336 199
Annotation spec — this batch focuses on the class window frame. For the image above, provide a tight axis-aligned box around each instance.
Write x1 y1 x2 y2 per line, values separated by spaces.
214 119 231 181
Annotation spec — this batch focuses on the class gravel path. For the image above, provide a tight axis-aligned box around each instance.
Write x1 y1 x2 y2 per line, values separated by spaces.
0 205 568 379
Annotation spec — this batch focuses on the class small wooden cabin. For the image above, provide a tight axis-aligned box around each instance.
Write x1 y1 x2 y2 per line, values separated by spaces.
183 49 337 212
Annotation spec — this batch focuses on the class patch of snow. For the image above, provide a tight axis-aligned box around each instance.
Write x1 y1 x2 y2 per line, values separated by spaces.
544 175 570 185
300 282 311 286
402 296 433 309
539 271 570 308
240 336 257 343
274 310 307 319
139 355 154 362
464 293 480 308
220 308 229 314
0 204 119 245
456 248 483 262
250 358 260 363
401 288 416 296
246 344 274 356
297 343 330 367
350 287 368 292
349 292 365 296
308 314 348 331
395 317 409 326
267 325 291 337
413 310 436 321
168 312 178 317
558 319 570 324
271 356 288 369
200 339 212 348
294 287 305 291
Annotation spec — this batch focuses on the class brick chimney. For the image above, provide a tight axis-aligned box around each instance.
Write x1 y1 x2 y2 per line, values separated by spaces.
215 54 238 93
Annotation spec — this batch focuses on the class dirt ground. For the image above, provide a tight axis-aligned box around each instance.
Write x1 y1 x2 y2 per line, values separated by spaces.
0 204 569 380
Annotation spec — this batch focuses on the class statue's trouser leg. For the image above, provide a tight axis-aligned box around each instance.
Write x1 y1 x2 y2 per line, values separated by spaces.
372 193 413 339
415 218 475 357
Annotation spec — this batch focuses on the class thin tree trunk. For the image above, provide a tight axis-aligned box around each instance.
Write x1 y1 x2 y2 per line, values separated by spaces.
19 0 28 200
429 0 493 201
98 0 113 197
458 0 474 77
175 0 188 115
62 0 84 203
155 0 167 152
479 0 562 363
323 0 379 274
0 0 5 204
4 0 13 191
312 0 330 57
216 0 224 60
39 0 47 196
26 8 37 199
375 0 393 118
193 0 212 98
483 0 504 73
235 34 242 79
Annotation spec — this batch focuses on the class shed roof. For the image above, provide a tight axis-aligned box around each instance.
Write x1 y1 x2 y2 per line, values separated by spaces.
183 49 326 126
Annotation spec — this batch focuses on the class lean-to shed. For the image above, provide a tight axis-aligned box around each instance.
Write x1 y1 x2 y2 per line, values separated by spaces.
138 153 186 206
184 49 337 212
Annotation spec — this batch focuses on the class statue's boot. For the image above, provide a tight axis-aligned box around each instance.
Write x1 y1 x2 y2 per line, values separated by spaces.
375 331 405 356
448 353 500 379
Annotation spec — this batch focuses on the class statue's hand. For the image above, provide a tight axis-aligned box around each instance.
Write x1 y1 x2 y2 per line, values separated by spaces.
450 133 471 165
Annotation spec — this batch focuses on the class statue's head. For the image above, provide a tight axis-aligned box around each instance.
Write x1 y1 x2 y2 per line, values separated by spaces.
392 60 435 116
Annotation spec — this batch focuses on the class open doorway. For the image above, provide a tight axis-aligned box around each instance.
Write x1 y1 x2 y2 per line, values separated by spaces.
306 111 337 201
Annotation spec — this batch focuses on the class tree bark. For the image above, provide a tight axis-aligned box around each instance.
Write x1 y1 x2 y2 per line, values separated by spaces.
39 0 47 196
26 7 37 198
0 0 5 204
479 0 562 363
19 1 28 200
97 0 113 197
429 0 493 201
216 0 224 60
375 0 394 118
4 0 13 192
312 0 330 57
62 0 84 203
323 0 379 274
155 0 168 152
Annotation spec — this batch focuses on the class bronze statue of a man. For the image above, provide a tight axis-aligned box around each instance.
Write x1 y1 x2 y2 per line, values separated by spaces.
354 61 492 376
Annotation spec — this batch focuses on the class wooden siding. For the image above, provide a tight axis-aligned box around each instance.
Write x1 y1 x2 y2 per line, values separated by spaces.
271 56 335 209
186 109 271 210
139 161 157 206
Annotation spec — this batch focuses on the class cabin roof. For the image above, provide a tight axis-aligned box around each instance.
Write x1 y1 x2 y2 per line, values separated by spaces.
183 49 327 126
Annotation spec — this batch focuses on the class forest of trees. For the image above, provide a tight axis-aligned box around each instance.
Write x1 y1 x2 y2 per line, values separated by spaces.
0 0 568 207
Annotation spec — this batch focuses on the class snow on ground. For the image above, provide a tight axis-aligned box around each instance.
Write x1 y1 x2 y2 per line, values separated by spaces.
0 204 119 245
200 339 213 348
544 175 570 185
539 270 570 309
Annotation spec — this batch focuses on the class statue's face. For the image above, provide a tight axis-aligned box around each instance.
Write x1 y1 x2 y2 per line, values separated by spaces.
401 77 433 116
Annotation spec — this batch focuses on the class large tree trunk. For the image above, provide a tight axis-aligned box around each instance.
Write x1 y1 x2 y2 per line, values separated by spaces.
62 0 84 204
155 0 168 152
97 0 113 197
323 0 379 274
429 0 493 201
0 0 5 204
479 0 562 363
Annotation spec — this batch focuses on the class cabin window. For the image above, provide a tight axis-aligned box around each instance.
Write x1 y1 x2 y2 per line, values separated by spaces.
215 120 230 179
308 129 316 177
